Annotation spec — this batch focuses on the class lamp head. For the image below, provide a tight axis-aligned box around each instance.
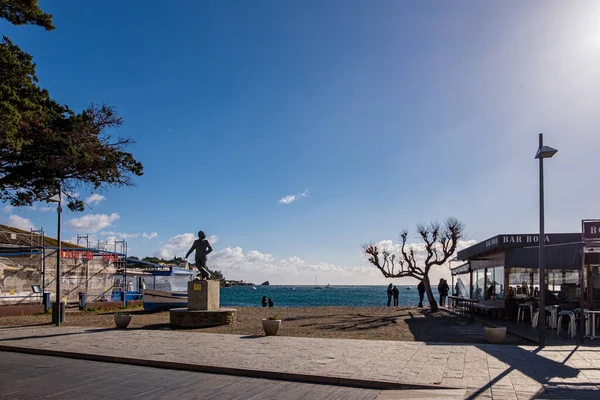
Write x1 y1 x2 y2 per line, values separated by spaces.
535 145 558 159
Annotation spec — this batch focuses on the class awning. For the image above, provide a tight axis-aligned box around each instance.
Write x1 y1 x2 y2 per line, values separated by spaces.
504 242 582 270
451 262 470 276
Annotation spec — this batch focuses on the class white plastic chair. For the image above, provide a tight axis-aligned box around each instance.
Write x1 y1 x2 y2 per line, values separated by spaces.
518 303 533 322
557 310 576 338
532 310 539 329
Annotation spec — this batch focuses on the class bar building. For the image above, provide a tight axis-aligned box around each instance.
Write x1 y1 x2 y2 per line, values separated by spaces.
451 233 600 317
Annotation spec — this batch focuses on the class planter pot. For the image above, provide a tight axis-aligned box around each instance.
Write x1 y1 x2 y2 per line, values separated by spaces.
485 326 507 344
262 319 281 336
114 313 132 329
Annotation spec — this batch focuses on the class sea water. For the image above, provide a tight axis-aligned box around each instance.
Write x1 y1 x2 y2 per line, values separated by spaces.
220 285 441 308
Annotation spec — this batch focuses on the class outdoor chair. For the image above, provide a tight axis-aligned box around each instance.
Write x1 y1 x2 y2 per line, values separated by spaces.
518 302 533 322
557 310 576 338
532 306 555 329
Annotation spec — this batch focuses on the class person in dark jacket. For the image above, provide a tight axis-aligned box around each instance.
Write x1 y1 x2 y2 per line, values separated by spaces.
438 279 450 307
386 283 393 307
268 298 274 307
392 285 400 306
261 296 268 307
417 281 425 307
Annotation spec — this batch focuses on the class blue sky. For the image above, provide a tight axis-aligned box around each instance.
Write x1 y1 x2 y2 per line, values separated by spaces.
2 1 600 284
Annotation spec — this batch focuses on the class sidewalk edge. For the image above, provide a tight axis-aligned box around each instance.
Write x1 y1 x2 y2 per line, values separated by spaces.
0 344 457 391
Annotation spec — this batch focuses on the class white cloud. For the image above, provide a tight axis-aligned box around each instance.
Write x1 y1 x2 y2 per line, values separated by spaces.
278 188 309 205
101 231 159 240
6 215 37 231
209 246 374 285
153 233 197 259
278 195 296 204
2 205 13 213
66 213 120 232
207 235 219 244
153 233 218 260
85 194 105 205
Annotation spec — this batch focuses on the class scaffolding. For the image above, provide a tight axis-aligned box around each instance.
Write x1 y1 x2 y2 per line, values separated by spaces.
0 227 45 305
114 239 128 305
1 224 128 306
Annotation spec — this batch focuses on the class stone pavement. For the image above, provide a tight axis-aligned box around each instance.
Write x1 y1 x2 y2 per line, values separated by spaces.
1 325 599 399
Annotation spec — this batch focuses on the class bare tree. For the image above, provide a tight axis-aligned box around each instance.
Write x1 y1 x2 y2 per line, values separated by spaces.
364 218 464 312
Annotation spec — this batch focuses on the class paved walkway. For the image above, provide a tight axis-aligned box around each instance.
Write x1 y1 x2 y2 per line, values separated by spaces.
1 325 600 399
3 352 469 400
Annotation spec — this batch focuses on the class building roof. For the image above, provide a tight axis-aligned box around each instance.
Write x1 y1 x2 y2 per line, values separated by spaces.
0 224 82 249
457 233 581 261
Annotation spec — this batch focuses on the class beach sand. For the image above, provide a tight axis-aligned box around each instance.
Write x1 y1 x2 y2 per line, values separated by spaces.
0 306 525 344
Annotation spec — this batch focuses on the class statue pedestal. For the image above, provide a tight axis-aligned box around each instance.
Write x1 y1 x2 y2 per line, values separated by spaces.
188 280 220 311
170 280 236 328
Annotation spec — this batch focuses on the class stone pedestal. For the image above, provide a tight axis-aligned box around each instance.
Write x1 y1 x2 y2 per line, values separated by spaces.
188 280 220 311
170 307 237 328
170 280 236 328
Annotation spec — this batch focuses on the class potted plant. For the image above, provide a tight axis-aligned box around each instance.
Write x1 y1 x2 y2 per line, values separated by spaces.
114 312 132 329
484 325 507 344
262 314 281 336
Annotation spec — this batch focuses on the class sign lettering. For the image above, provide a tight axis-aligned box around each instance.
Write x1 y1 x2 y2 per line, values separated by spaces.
583 220 600 240
501 235 549 245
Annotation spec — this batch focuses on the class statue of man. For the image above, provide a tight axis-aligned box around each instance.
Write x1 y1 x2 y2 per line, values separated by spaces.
185 231 213 280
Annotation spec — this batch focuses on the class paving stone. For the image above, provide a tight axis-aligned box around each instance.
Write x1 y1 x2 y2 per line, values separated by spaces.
0 325 599 399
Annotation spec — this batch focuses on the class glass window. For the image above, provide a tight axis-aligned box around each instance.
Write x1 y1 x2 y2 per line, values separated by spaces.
473 269 485 299
486 268 494 299
495 266 504 299
508 268 534 299
547 270 580 305
592 265 600 304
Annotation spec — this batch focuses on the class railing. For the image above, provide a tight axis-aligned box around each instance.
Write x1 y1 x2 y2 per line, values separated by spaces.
448 296 479 322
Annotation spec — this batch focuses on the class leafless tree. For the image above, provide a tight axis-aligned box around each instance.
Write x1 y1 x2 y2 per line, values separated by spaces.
364 218 464 312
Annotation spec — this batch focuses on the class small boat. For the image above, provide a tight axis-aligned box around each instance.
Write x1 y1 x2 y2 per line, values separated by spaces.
325 284 331 289
143 289 188 312
314 276 323 289
119 260 195 312
252 286 257 290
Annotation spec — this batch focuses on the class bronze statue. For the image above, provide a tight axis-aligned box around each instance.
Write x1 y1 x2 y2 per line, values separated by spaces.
185 231 213 280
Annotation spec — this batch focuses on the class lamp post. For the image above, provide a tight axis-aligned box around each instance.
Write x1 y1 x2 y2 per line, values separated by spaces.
46 184 63 326
535 133 557 347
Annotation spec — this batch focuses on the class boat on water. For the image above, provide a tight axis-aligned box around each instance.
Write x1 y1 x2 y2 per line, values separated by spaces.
314 276 323 289
325 284 331 288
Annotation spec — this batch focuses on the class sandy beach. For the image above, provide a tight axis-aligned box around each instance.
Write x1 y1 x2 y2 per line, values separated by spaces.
0 306 525 344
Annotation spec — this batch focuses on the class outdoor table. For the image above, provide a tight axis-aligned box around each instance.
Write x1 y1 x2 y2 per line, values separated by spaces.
584 310 600 340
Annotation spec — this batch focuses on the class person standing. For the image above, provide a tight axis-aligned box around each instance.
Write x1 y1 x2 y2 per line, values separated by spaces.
438 279 449 307
386 283 393 307
392 285 400 307
261 296 268 307
268 298 274 307
417 281 425 307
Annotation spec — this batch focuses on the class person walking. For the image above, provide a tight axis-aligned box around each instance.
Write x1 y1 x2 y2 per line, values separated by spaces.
392 285 400 307
438 278 449 307
386 283 393 307
417 281 425 307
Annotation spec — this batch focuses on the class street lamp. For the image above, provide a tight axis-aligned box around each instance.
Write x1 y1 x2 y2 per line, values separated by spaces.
46 184 63 327
535 133 557 347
